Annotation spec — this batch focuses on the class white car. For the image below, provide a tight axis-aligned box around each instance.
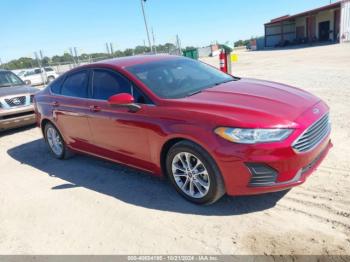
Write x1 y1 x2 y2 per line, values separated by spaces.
20 67 59 86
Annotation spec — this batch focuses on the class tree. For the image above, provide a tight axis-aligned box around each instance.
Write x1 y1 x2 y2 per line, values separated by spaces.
123 48 134 56
3 57 35 70
234 39 250 47
3 42 200 70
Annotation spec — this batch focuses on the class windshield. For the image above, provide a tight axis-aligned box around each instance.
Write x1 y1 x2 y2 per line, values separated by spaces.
0 71 25 87
17 71 26 77
126 58 236 99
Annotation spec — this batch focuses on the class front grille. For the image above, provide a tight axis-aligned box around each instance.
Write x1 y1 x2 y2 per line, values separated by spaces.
5 96 26 107
292 113 330 153
247 164 278 187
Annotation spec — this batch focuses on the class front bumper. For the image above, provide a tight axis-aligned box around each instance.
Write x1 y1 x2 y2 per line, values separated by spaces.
0 106 36 131
213 102 332 196
221 138 333 195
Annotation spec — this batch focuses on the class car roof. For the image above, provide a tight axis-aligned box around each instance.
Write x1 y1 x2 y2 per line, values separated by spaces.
91 54 183 69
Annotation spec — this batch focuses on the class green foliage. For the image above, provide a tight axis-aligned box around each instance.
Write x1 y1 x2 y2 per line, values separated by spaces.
123 48 134 56
183 46 196 51
234 36 261 48
134 45 150 54
234 39 251 47
3 57 36 70
1 42 182 70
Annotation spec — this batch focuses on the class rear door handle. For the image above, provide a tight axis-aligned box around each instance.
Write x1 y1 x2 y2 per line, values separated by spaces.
51 101 59 107
89 105 101 112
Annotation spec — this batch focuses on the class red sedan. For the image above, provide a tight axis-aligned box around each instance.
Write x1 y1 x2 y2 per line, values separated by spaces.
34 55 332 204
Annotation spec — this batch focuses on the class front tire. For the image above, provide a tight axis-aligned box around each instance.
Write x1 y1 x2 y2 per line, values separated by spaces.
44 123 69 159
47 76 55 83
166 141 225 205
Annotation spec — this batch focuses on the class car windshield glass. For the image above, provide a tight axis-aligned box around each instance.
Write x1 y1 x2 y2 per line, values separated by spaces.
0 71 25 87
17 71 26 77
126 58 237 99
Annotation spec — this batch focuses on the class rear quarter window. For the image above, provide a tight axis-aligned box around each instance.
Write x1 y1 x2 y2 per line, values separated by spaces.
61 70 89 98
49 75 65 94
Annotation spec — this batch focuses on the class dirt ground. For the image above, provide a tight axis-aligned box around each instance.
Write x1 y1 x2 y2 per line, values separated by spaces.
0 44 349 255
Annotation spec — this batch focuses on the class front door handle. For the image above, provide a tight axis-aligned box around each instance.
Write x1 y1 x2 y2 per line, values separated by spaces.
51 101 59 107
89 105 101 112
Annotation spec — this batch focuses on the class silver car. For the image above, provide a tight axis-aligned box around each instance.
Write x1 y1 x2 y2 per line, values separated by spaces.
0 69 39 131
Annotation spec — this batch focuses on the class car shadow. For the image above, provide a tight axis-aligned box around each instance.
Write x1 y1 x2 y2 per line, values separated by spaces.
0 124 36 137
7 139 290 216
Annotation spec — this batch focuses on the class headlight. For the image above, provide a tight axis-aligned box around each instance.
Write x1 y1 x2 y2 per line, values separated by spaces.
214 127 293 144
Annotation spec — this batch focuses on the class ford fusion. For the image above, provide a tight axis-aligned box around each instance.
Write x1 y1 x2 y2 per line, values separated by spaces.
34 55 332 204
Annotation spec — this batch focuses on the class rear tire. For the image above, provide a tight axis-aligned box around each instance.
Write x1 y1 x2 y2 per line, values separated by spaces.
44 123 72 159
166 141 225 205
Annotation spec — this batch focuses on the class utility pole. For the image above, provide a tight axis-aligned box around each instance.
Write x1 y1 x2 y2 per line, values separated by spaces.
152 27 157 54
69 48 76 65
74 47 79 65
140 0 153 53
35 51 46 86
176 34 182 55
106 42 111 56
39 50 48 80
0 58 3 69
39 50 44 61
110 43 114 57
34 52 41 67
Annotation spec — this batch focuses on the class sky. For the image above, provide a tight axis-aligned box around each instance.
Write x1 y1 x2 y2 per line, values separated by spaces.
0 0 337 62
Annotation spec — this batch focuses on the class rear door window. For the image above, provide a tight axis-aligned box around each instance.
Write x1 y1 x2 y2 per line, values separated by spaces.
61 70 89 98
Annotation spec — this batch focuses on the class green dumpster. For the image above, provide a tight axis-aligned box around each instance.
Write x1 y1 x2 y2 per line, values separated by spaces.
183 49 198 60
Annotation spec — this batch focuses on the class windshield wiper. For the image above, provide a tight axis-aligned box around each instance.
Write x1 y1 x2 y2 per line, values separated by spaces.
0 84 13 88
209 77 241 88
186 90 202 97
214 79 236 86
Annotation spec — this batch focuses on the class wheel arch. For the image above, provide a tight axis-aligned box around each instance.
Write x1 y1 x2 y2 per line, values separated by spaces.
160 138 186 178
160 136 227 204
40 118 58 139
159 136 219 179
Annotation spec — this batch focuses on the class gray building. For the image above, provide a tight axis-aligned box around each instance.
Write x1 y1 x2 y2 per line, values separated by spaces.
264 0 350 47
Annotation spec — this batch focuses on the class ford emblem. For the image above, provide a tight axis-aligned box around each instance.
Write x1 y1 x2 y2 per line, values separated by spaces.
313 108 320 114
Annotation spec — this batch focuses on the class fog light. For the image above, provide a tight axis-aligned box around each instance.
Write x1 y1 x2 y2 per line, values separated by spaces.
246 163 278 187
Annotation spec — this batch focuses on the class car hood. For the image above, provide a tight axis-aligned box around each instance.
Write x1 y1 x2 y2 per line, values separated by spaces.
178 78 321 128
0 85 40 97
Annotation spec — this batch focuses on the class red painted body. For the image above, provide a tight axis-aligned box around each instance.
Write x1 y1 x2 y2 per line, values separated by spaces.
34 55 332 196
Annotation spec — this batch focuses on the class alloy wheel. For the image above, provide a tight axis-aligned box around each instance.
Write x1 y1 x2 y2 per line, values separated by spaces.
171 152 210 198
46 126 63 156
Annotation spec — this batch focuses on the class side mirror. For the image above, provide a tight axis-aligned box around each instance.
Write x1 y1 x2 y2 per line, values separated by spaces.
107 93 141 112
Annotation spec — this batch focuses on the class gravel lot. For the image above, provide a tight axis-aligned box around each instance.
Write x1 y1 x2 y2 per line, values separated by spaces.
0 44 349 255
